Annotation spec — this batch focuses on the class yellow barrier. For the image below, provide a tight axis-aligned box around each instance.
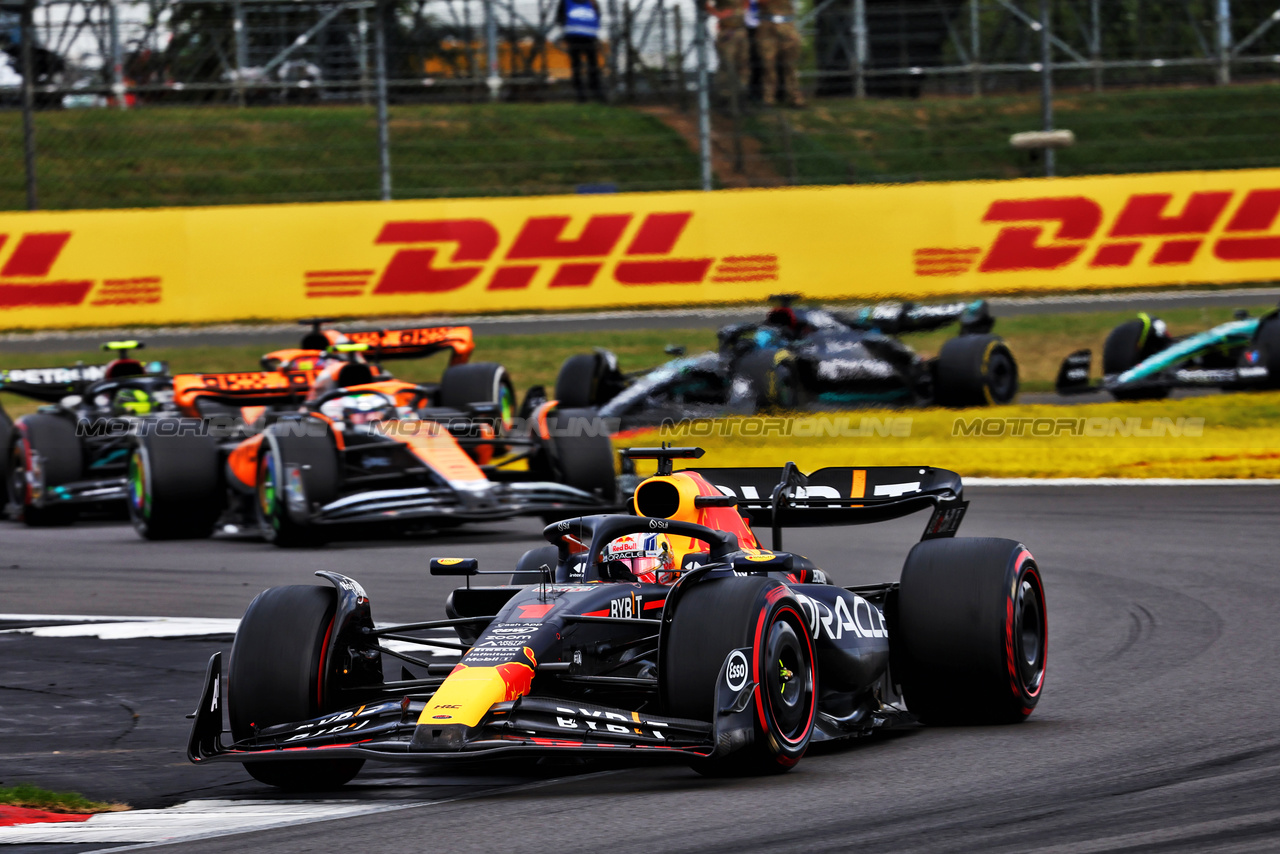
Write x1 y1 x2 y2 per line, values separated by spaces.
6 167 1280 328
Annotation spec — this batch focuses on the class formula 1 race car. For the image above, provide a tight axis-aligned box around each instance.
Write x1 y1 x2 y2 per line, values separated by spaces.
552 297 1018 429
4 323 525 527
129 369 621 545
4 341 173 524
187 447 1047 787
1055 305 1280 400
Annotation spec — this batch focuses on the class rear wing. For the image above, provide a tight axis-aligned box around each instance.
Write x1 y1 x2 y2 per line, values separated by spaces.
337 326 474 365
687 463 968 549
838 300 994 336
0 364 109 402
172 369 319 412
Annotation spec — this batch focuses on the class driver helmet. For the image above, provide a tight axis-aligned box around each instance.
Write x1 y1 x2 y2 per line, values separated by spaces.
111 387 153 416
319 393 396 427
601 533 676 584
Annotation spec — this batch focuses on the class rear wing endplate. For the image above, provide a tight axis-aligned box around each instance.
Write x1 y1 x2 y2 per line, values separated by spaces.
687 463 967 549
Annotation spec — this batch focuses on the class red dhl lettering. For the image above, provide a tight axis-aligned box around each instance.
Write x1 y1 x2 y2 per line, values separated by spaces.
0 231 163 310
304 211 778 299
916 188 1280 277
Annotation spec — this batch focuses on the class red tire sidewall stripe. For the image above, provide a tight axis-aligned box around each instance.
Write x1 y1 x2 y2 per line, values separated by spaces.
1005 550 1046 712
752 596 817 755
317 614 336 710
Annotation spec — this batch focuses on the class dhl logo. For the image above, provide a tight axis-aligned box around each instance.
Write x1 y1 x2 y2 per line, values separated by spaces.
915 189 1280 277
0 231 162 310
304 211 779 299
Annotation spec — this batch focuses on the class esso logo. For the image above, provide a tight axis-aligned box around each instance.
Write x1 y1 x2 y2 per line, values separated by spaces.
725 650 749 692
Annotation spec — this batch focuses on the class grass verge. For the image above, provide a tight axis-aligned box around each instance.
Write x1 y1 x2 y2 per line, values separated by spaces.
625 392 1280 479
0 784 126 814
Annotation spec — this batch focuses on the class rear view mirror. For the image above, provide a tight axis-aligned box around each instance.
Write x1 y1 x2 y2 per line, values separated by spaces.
430 557 479 576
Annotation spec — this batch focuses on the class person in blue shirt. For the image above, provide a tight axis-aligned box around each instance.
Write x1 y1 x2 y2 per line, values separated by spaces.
557 0 605 102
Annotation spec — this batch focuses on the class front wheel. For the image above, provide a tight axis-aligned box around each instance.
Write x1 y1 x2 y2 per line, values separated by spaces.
129 429 223 540
1103 317 1171 401
256 422 340 548
663 576 817 775
893 537 1046 724
933 335 1018 407
8 414 82 526
229 584 364 790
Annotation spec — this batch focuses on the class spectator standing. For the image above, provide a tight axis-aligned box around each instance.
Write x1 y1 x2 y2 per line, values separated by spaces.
557 0 605 102
708 0 748 101
757 0 804 107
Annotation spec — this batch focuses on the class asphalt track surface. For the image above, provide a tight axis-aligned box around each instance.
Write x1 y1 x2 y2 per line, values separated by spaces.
4 484 1280 852
3 288 1280 353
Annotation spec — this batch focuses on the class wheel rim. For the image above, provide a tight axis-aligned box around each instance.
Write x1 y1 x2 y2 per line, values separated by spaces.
988 352 1016 402
499 384 515 433
258 448 280 530
774 366 796 409
127 449 149 518
1015 570 1047 693
7 442 27 507
763 615 813 742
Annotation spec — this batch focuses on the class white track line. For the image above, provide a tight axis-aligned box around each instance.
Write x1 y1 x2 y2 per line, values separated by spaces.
966 478 1280 486
0 798 434 845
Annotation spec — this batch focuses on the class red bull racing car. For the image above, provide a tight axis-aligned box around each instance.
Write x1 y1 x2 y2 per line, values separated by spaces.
188 447 1048 786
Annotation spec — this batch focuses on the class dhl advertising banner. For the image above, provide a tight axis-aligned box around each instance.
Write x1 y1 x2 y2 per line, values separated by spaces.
6 167 1280 329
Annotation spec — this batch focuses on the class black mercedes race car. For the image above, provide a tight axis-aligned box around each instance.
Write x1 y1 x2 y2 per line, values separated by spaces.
1056 305 1280 400
187 447 1047 787
3 342 173 524
550 297 1018 430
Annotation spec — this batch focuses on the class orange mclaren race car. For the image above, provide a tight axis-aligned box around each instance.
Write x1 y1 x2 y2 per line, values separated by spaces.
126 352 621 545
187 447 1047 786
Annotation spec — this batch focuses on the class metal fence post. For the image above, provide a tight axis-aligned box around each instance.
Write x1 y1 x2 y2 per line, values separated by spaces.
20 0 38 210
357 4 371 105
108 0 128 109
852 0 866 99
1039 0 1053 177
970 0 980 97
695 1 712 190
1089 0 1101 91
1216 0 1232 85
485 0 501 100
233 1 248 107
374 0 392 200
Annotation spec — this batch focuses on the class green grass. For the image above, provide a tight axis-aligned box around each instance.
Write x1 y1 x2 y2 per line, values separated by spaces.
0 103 700 210
749 84 1280 185
0 783 126 814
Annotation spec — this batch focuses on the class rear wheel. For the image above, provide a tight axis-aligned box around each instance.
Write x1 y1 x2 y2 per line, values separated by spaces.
228 585 365 790
439 362 516 433
663 576 816 775
129 428 223 540
256 421 340 548
893 537 1046 724
1103 318 1171 401
554 353 609 408
0 405 12 519
933 335 1018 407
8 414 82 526
532 407 617 505
733 348 802 412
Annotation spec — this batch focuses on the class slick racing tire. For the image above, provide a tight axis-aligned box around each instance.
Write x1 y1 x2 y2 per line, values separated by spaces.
511 544 559 585
933 335 1018 407
532 406 617 507
663 576 817 775
733 348 802 412
8 414 82 527
439 362 517 434
1102 317 1171 401
229 585 365 790
256 421 340 548
0 405 12 519
554 353 610 408
1248 317 1280 389
128 428 222 540
893 538 1047 725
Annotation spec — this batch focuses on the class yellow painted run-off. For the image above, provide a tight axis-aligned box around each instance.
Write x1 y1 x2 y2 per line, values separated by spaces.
624 392 1280 480
8 168 1280 329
